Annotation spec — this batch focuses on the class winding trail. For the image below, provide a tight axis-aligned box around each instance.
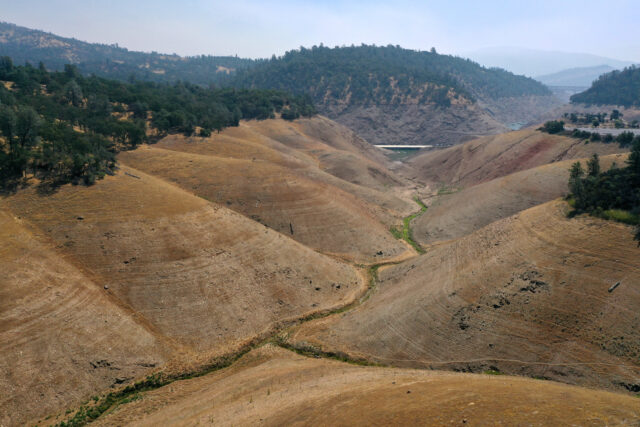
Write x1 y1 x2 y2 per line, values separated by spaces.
53 196 429 426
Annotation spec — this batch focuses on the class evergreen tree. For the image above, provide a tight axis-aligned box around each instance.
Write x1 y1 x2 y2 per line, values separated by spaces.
587 153 600 177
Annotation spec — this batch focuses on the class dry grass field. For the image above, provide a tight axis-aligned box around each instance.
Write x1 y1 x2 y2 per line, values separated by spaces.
292 201 640 391
93 345 640 426
413 153 628 245
407 128 628 187
2 117 639 426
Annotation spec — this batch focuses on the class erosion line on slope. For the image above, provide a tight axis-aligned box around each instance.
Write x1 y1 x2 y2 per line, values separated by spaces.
51 260 403 426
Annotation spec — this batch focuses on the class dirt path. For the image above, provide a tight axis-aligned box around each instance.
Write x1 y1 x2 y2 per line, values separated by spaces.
51 197 430 426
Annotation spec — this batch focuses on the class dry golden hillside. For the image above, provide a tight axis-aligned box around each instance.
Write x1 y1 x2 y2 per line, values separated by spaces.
413 153 628 245
292 200 640 391
3 115 639 426
93 345 640 427
122 117 417 262
408 128 628 187
0 211 169 427
1 168 368 424
3 116 425 425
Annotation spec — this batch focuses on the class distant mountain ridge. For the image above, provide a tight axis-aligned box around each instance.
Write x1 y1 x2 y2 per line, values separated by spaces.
466 47 634 77
536 65 616 87
0 21 256 85
227 45 559 146
230 45 551 104
0 22 561 146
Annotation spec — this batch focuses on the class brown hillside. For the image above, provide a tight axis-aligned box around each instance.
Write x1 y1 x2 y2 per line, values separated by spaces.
93 345 640 426
0 211 169 427
408 129 627 187
413 153 628 245
118 147 406 262
1 167 364 425
155 118 415 224
292 201 640 391
119 117 415 262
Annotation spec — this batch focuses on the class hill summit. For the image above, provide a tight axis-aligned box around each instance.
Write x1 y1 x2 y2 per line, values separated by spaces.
571 65 640 107
229 45 560 145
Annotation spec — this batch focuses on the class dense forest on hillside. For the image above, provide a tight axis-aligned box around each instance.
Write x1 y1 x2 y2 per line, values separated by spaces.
0 22 257 85
569 145 640 243
571 66 640 107
228 45 552 107
0 58 314 188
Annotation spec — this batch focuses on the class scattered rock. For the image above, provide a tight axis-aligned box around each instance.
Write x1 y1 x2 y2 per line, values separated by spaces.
113 376 133 385
608 281 621 293
124 171 141 179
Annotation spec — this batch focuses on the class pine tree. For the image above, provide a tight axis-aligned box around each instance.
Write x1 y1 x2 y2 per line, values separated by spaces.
587 153 600 177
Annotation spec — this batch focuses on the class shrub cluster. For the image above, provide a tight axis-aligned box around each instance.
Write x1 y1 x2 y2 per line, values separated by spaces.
568 143 640 243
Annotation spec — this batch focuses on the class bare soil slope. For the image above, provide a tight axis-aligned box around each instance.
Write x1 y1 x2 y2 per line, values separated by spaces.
323 103 510 147
119 117 414 262
0 211 169 427
93 345 640 427
1 167 364 425
413 153 628 245
292 201 640 391
408 129 627 187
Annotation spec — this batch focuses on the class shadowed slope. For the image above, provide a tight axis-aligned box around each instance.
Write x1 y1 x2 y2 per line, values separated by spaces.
120 117 415 262
413 153 628 245
2 167 364 425
292 201 640 391
408 129 628 187
3 170 362 354
119 147 406 262
94 345 640 426
0 211 169 426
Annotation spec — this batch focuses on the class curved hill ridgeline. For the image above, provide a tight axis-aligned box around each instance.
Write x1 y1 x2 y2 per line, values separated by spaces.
291 200 640 391
93 344 640 426
1 115 425 425
408 129 628 187
228 45 560 146
1 165 367 425
413 153 628 245
571 65 640 107
118 148 406 263
2 168 364 352
230 44 551 104
0 21 257 85
120 117 415 262
0 211 170 427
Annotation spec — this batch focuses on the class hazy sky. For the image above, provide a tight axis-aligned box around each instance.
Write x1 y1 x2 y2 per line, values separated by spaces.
1 0 639 61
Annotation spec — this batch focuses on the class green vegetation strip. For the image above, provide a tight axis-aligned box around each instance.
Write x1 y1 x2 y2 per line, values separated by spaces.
273 335 385 367
54 260 398 426
391 196 427 254
56 349 254 426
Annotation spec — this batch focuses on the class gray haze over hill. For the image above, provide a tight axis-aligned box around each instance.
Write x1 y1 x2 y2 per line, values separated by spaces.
535 65 617 87
466 47 634 77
